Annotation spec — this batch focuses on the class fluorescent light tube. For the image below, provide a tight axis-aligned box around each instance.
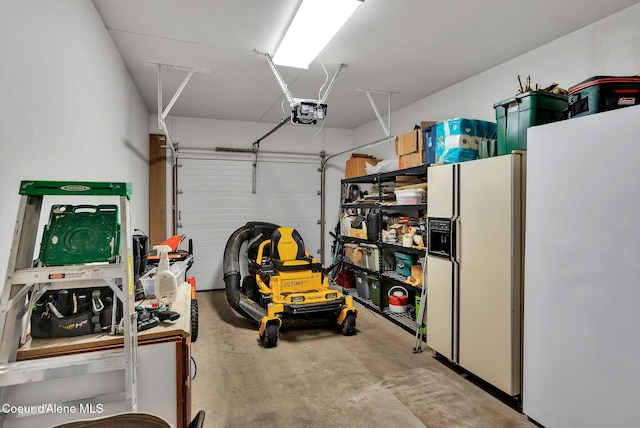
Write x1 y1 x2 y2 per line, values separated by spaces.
273 0 362 69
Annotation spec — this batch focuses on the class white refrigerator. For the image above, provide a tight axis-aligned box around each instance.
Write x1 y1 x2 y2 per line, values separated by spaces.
426 153 525 397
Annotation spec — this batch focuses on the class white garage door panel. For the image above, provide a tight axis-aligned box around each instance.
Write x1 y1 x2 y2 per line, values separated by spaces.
178 157 320 290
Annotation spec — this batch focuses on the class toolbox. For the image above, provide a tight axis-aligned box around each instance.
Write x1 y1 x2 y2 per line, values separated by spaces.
567 75 640 119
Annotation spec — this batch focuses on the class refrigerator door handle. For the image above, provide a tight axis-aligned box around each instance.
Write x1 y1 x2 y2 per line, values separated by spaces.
450 216 460 262
450 215 461 362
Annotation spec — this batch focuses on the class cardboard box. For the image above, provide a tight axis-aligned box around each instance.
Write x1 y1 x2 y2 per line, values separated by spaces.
344 243 364 267
349 227 368 239
345 154 380 178
395 122 435 156
409 264 423 286
388 223 406 234
399 151 424 169
395 130 423 156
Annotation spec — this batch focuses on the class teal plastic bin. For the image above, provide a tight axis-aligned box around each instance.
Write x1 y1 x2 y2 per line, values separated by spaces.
394 252 415 277
493 91 567 155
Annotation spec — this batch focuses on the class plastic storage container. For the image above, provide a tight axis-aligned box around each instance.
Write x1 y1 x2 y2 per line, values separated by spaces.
394 188 426 205
361 244 395 271
39 204 120 266
369 275 389 308
361 243 379 271
395 252 415 277
140 273 155 297
354 270 370 299
423 123 438 165
493 91 568 155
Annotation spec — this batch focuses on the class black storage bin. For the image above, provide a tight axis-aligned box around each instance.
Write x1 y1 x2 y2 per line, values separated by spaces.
567 75 640 118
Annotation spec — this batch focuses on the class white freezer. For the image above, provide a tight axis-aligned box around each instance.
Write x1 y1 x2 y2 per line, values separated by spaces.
523 105 640 427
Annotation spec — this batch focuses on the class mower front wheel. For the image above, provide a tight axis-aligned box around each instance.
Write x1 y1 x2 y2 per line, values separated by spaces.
339 313 357 336
260 323 279 348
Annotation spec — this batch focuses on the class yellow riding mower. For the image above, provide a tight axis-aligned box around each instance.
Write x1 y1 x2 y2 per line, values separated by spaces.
223 222 358 347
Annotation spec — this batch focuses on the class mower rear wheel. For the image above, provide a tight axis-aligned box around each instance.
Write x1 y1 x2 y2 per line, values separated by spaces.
260 323 279 348
340 313 357 336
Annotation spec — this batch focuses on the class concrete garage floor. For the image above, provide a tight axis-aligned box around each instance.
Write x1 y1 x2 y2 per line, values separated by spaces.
190 290 534 428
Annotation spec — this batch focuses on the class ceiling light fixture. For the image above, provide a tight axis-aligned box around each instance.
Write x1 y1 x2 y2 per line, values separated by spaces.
273 0 363 69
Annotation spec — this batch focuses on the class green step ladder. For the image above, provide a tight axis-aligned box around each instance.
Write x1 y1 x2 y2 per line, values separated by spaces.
0 180 138 425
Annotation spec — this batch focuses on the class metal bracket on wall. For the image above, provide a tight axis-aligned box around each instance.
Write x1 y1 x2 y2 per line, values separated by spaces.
145 62 212 235
356 88 399 137
145 62 213 165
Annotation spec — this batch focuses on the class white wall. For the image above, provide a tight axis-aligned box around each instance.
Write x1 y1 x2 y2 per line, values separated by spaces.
0 1 149 288
354 2 640 160
153 1 640 263
150 115 356 263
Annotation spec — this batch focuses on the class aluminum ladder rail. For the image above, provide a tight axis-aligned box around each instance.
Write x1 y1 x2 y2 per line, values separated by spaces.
412 260 428 353
0 181 138 426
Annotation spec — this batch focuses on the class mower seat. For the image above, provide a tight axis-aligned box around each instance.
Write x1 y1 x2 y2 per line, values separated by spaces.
270 227 313 272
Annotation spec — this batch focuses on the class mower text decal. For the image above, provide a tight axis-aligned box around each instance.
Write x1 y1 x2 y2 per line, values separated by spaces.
283 279 309 288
